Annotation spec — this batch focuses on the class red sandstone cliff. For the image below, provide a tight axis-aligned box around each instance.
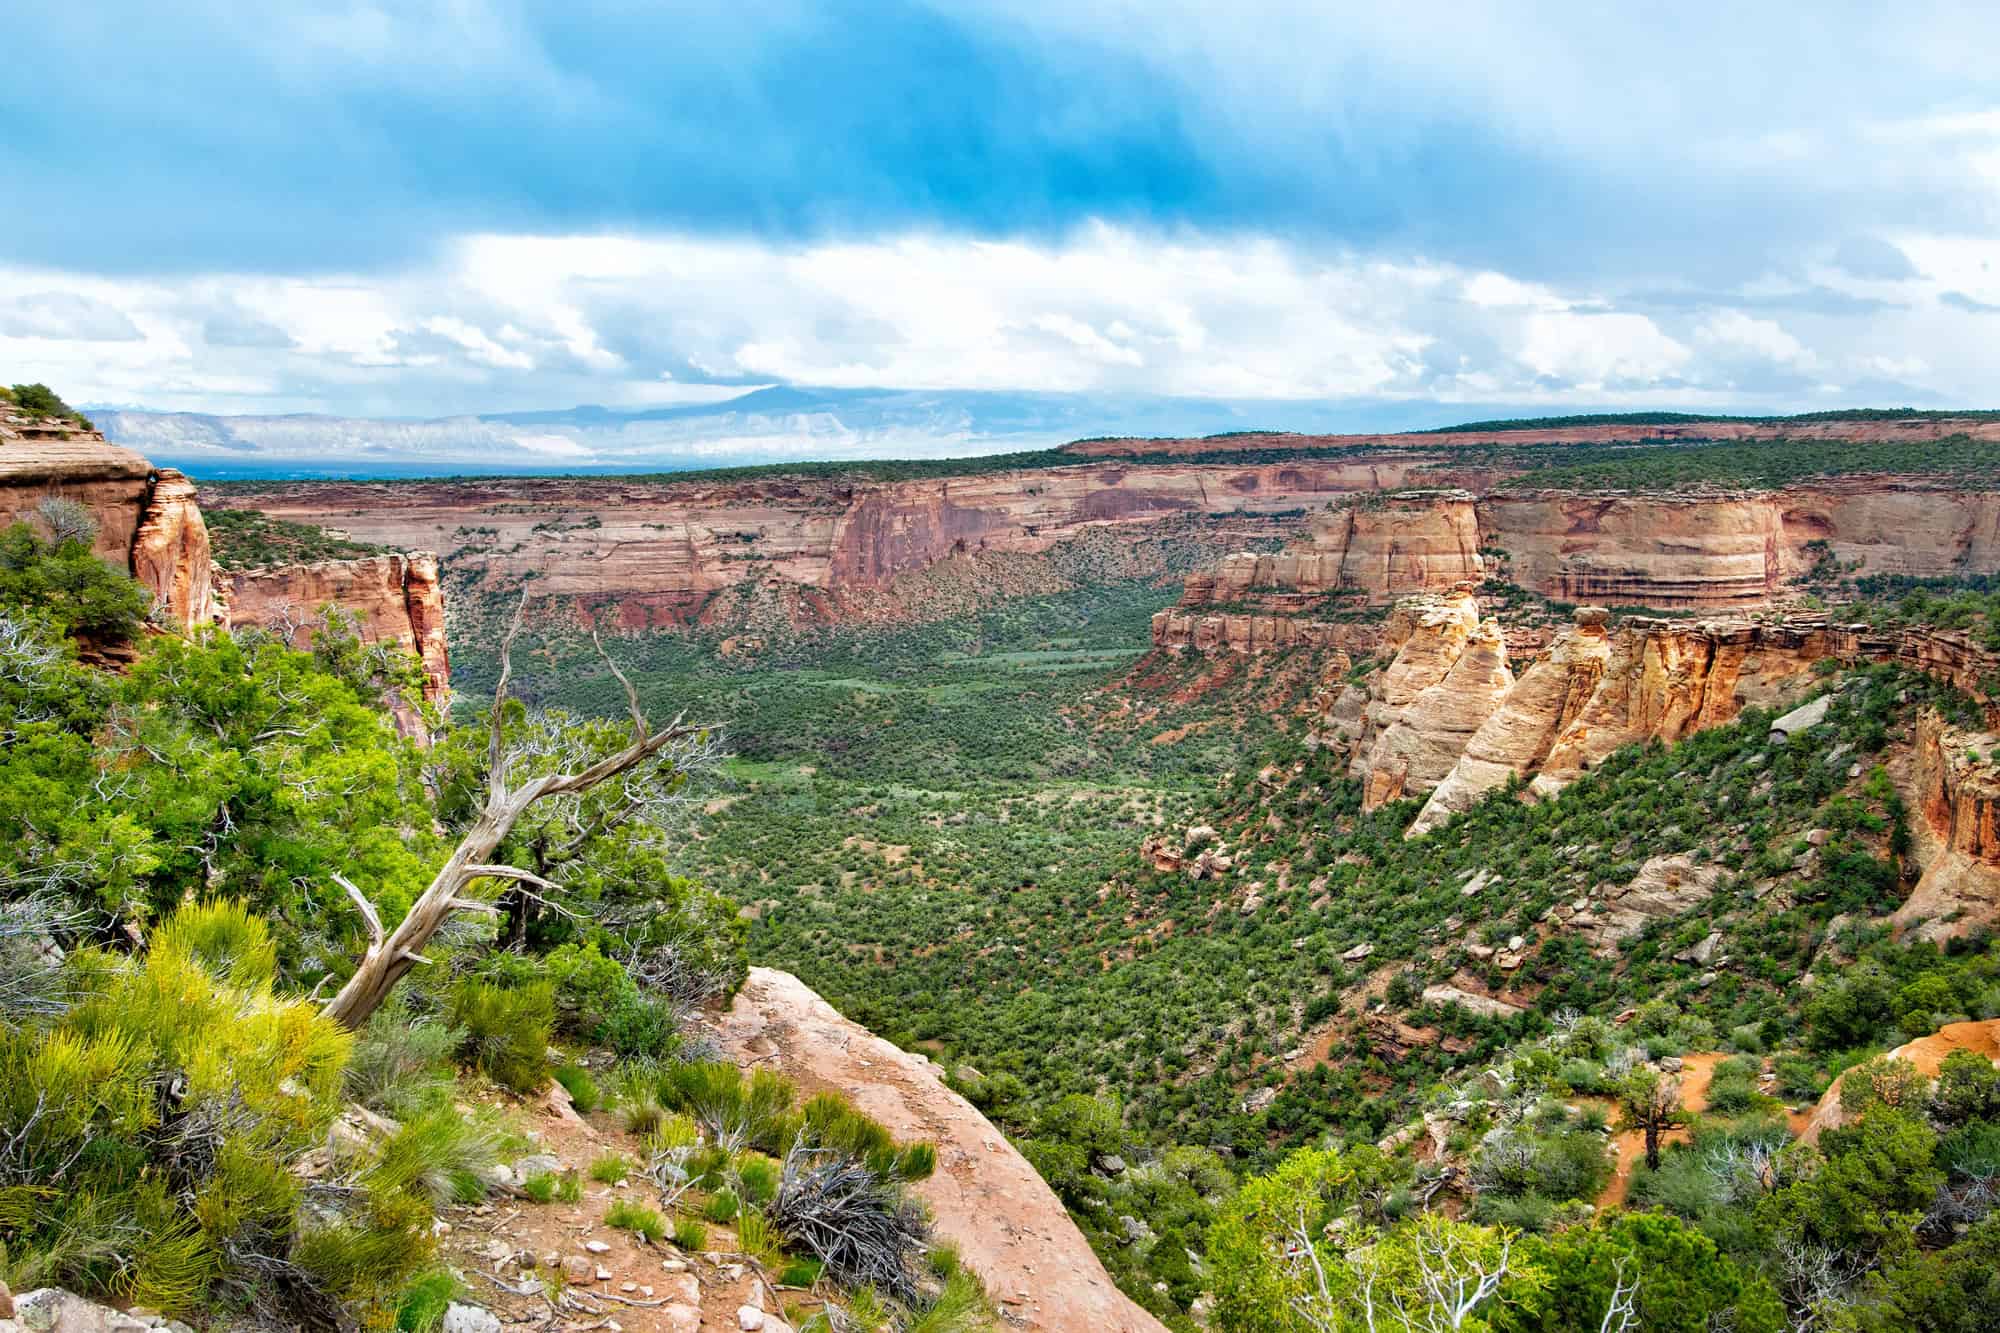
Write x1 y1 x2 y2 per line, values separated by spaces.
0 420 217 629
222 554 450 707
1891 708 2000 940
0 426 449 719
204 458 1462 628
714 968 1167 1333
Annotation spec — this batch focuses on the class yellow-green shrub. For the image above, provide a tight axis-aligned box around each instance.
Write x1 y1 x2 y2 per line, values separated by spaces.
0 902 431 1325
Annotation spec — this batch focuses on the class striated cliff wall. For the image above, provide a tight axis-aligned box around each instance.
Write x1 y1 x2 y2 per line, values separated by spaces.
0 427 218 629
1401 612 1837 831
1482 485 2000 608
0 425 449 716
207 458 1458 628
1181 491 1484 608
129 468 216 628
1358 615 1514 807
1164 482 2000 628
1891 709 2000 940
1482 493 1787 607
1148 610 1351 654
1404 609 1615 834
1306 599 1878 830
223 554 450 705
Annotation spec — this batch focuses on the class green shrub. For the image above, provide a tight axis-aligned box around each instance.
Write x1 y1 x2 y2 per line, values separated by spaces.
735 1208 780 1262
1704 1057 1761 1115
451 980 554 1093
369 1106 506 1207
659 1060 797 1151
155 899 277 986
554 1065 601 1113
894 1142 938 1182
605 1199 667 1242
0 523 150 644
778 1257 825 1287
704 1187 741 1223
345 1008 463 1117
601 993 679 1058
737 1154 780 1205
671 1218 707 1251
521 1173 560 1205
395 1269 459 1332
589 1153 635 1184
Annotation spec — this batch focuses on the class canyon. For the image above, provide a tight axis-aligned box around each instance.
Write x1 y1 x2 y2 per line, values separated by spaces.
0 414 449 711
204 452 2000 638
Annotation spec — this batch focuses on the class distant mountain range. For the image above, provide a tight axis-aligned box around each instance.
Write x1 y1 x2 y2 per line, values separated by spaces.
91 387 1556 479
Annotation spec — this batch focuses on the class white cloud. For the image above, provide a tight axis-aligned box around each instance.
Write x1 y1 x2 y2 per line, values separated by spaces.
0 291 144 342
1696 311 1815 368
3 220 1995 419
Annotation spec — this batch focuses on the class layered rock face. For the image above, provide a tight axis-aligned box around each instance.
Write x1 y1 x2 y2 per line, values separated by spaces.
1311 491 1484 601
0 428 449 713
1527 616 1835 793
1357 615 1514 807
1483 485 2000 608
224 554 451 705
1170 483 2000 633
1406 609 1613 835
1318 591 1516 807
1892 709 2000 940
713 968 1166 1333
1181 491 1484 608
1400 611 1837 832
1149 610 1349 653
207 458 1452 628
0 425 217 629
1482 493 1786 607
129 468 216 627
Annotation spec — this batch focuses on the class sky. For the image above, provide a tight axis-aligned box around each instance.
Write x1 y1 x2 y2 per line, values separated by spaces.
6 1 2000 434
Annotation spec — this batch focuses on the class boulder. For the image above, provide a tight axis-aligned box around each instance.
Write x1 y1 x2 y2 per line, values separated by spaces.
441 1305 502 1333
713 968 1166 1332
1419 985 1526 1020
1575 854 1726 953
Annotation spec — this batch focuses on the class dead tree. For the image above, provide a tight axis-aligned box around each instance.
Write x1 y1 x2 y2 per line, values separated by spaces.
322 597 709 1030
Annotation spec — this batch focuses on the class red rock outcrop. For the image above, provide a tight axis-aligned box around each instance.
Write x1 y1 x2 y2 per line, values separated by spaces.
1310 491 1485 602
206 459 1456 628
223 554 451 706
1323 591 1501 805
0 423 218 629
129 469 217 628
2 422 451 708
712 967 1166 1333
1406 608 1614 835
1803 1019 2000 1145
1398 616 2000 836
1481 493 1787 608
1181 491 1484 608
1149 610 1350 654
1891 709 2000 940
1359 616 1513 807
1527 617 1835 793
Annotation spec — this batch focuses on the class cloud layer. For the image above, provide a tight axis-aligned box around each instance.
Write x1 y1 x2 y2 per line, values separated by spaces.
4 2 2000 427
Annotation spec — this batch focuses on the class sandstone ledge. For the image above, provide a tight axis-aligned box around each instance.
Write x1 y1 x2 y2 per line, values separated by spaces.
712 968 1166 1333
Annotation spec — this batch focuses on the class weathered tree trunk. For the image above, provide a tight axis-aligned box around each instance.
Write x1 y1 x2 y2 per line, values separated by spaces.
323 820 509 1029
322 605 702 1031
